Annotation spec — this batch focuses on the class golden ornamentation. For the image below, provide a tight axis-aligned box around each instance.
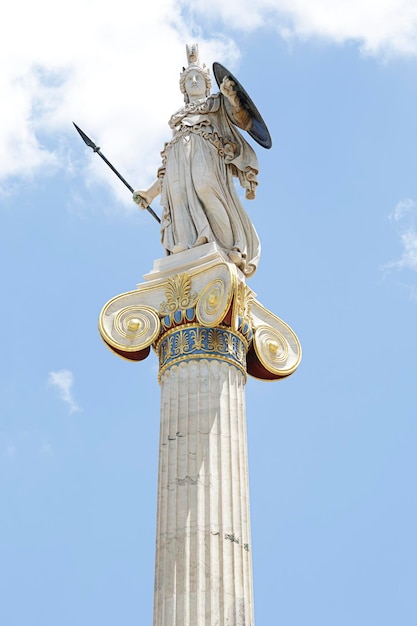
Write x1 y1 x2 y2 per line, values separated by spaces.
156 323 248 380
196 277 232 327
248 300 301 378
236 281 254 329
189 327 205 350
252 325 290 375
127 318 141 332
100 305 161 353
175 330 190 355
98 251 301 375
207 328 224 352
224 332 235 356
160 273 197 314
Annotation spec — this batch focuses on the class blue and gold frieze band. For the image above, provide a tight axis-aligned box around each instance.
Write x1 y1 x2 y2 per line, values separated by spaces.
156 324 248 379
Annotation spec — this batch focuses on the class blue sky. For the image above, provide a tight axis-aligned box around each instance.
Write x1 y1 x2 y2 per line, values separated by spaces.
1 2 417 625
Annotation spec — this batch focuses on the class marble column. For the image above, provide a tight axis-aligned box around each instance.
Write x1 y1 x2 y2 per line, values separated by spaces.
154 352 253 625
98 244 302 626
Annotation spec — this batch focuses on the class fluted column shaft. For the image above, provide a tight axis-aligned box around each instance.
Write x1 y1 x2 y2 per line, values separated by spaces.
154 358 254 626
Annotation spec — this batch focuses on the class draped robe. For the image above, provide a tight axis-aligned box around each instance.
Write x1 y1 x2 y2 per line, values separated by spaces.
158 93 261 277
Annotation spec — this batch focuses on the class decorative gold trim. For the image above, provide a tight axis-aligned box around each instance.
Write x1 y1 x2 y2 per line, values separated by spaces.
98 249 302 382
99 304 160 352
196 277 233 327
253 324 300 377
101 338 149 363
155 322 249 352
156 324 248 382
159 273 198 314
237 282 254 326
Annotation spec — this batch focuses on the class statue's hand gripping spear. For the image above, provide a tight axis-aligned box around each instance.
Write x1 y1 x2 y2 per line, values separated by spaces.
73 123 161 224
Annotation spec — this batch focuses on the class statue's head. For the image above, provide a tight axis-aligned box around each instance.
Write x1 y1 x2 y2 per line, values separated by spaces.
179 44 211 103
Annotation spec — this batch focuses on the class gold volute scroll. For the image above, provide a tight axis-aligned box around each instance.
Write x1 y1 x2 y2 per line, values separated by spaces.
196 278 232 327
99 302 161 353
247 301 302 380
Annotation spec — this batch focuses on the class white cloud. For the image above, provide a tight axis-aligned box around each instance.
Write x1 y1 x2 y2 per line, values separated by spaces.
387 228 417 272
189 0 417 57
1 1 416 196
0 1 238 200
390 198 417 222
385 199 417 277
48 369 81 414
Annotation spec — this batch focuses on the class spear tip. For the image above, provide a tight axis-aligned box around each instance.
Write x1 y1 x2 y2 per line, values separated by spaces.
73 122 98 151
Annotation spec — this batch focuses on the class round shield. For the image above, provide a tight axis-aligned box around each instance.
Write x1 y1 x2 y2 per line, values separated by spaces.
213 62 272 149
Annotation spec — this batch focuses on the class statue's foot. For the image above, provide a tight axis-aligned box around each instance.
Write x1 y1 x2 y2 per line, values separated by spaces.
172 243 188 253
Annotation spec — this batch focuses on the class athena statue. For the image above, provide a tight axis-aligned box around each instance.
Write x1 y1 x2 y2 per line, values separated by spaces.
134 44 270 278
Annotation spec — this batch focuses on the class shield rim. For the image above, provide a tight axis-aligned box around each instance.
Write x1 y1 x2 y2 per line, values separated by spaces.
213 61 272 149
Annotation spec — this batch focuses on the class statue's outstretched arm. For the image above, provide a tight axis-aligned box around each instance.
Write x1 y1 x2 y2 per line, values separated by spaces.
133 178 161 210
220 77 253 131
